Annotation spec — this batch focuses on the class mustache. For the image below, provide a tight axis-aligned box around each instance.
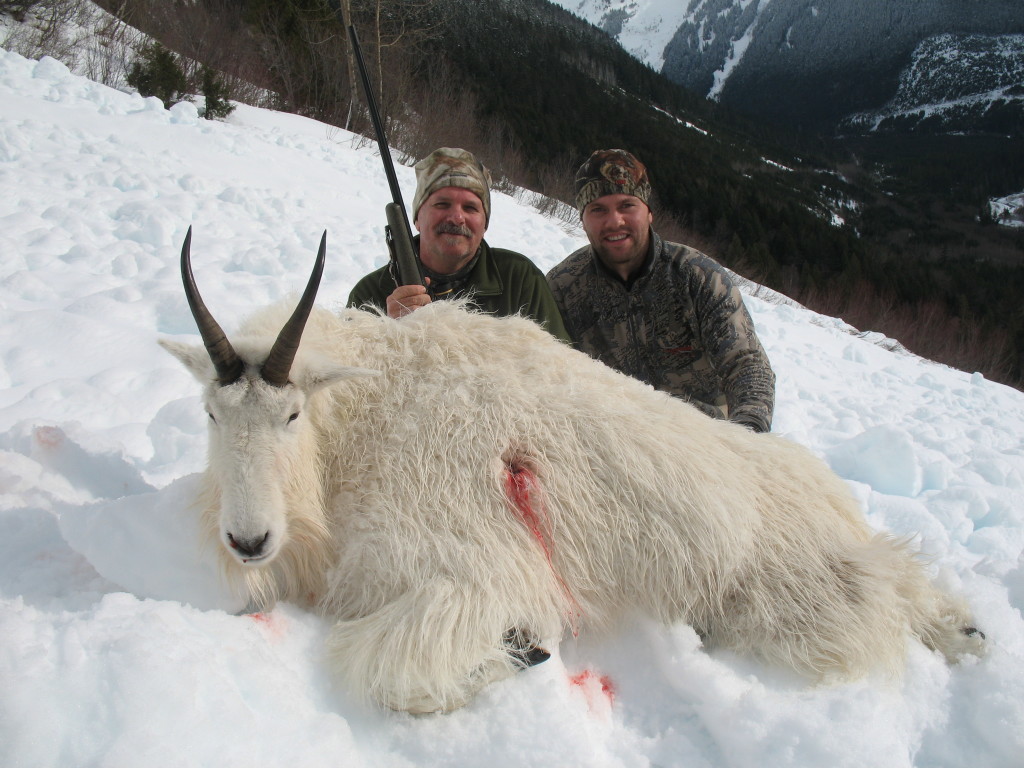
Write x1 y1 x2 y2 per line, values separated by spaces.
436 222 473 237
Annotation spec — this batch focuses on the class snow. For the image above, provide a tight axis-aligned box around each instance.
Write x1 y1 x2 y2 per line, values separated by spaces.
2 46 1024 768
557 0 681 71
653 104 710 135
708 0 773 101
553 0 777 100
990 191 1024 228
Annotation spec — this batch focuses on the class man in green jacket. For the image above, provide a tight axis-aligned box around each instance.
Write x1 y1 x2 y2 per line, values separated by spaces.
347 147 570 343
547 149 775 433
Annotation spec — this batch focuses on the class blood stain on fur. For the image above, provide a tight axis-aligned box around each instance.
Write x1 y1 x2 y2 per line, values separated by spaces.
505 463 551 560
504 457 582 630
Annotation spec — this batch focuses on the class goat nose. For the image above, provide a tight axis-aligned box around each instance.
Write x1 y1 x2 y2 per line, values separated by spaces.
227 531 270 559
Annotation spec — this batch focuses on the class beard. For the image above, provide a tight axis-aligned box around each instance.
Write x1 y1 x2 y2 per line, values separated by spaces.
437 224 476 259
419 221 482 271
593 227 648 267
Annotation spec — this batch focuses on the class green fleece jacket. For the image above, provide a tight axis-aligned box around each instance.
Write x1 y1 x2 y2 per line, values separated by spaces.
347 238 570 344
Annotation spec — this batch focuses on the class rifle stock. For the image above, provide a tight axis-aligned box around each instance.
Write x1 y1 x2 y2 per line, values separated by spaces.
346 23 424 288
385 202 419 286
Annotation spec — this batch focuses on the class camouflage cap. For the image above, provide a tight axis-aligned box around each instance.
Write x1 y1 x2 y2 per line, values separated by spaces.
412 147 492 224
574 149 651 215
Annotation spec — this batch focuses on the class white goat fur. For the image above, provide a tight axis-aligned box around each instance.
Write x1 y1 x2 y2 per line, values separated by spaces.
163 299 984 713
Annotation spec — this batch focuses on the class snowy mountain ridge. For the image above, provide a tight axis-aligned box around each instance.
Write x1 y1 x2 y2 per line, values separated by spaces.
552 0 1024 133
556 0 679 71
842 32 1024 134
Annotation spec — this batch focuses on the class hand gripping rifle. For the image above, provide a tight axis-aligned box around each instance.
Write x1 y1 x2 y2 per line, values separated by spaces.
346 23 425 289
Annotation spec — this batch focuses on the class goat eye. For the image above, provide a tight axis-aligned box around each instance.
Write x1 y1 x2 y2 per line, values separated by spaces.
287 412 300 423
207 412 217 424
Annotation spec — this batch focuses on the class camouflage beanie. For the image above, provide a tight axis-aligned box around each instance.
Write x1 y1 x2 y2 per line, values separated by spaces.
412 147 492 224
574 149 651 215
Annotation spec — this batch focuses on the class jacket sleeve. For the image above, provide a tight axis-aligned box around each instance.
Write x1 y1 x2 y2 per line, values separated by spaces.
511 262 572 344
690 261 776 433
346 267 395 312
545 260 585 348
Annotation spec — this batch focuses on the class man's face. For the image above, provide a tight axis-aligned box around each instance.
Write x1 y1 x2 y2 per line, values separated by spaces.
414 186 487 274
581 193 653 281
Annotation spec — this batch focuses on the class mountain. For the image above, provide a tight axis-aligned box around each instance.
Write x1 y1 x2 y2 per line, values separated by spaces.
553 0 1024 135
550 0 680 71
841 32 1024 135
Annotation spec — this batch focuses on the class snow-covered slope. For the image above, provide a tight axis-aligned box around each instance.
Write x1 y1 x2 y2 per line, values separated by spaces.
2 46 1024 768
555 0 680 71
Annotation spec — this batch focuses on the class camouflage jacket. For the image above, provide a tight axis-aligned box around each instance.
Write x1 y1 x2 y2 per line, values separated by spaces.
347 238 570 344
546 230 775 432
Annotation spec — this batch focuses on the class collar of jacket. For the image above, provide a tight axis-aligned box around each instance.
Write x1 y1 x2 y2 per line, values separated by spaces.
414 236 502 297
590 226 661 289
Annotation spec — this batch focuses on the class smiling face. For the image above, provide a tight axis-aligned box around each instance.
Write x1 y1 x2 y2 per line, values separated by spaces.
414 186 487 274
581 193 653 281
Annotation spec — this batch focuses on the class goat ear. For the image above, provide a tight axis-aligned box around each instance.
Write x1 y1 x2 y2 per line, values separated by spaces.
301 363 380 394
159 339 216 382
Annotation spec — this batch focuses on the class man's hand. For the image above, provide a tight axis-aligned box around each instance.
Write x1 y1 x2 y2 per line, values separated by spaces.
386 279 432 318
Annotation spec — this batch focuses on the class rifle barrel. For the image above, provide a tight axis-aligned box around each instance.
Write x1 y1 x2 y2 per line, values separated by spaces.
347 24 406 211
346 23 424 289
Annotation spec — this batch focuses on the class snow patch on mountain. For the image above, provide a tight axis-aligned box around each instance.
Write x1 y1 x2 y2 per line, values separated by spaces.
842 33 1024 134
707 0 776 100
991 192 1024 228
553 0 680 71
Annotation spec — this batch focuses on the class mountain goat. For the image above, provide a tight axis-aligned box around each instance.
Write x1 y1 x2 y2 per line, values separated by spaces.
161 231 986 714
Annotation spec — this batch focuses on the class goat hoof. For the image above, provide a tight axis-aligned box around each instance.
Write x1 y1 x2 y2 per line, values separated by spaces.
963 626 986 640
504 628 551 668
520 646 551 667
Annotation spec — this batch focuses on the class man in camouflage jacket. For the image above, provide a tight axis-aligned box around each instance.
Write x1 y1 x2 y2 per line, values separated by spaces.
546 149 775 433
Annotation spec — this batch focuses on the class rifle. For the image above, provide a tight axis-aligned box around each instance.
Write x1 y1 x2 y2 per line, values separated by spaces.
346 23 425 289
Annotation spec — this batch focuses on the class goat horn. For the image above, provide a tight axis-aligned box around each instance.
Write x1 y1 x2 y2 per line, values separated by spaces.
180 226 245 386
261 231 326 388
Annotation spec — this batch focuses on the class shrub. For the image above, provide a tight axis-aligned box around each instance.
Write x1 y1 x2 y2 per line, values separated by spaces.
200 65 235 120
126 42 188 107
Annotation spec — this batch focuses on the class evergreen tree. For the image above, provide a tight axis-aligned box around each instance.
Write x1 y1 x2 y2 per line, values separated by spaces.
200 65 235 120
126 43 188 108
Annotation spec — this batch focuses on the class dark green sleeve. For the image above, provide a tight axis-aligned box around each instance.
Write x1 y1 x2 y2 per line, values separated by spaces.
510 263 571 344
346 266 396 312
